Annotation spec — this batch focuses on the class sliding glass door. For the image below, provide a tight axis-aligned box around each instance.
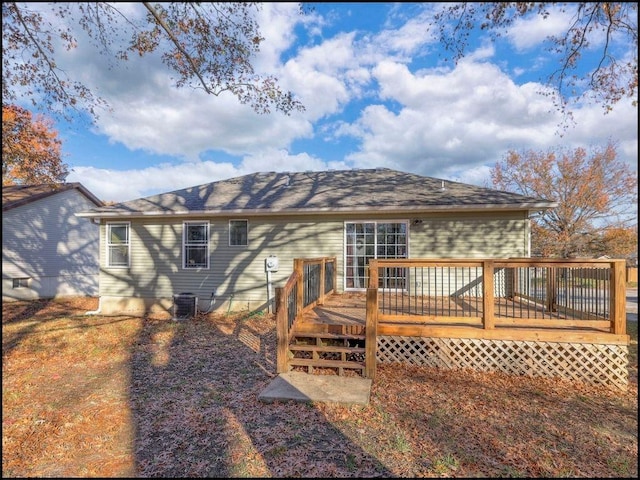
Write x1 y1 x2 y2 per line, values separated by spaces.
345 221 408 290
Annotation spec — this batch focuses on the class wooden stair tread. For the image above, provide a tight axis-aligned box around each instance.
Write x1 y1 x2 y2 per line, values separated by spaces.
288 358 365 369
289 344 365 353
291 332 366 340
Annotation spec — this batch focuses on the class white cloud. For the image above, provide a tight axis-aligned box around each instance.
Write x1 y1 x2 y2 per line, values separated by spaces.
343 56 637 187
95 85 313 159
253 3 302 70
32 3 635 205
68 161 237 203
281 34 359 118
504 5 578 51
239 149 351 174
67 150 351 202
374 8 437 57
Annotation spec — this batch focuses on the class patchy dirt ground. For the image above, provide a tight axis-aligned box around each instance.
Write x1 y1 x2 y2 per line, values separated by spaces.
2 297 638 478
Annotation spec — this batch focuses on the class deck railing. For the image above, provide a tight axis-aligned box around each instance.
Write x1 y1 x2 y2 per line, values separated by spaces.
365 258 629 380
276 257 337 373
275 257 628 387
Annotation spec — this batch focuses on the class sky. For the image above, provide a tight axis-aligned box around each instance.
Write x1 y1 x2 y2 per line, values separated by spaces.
16 3 639 204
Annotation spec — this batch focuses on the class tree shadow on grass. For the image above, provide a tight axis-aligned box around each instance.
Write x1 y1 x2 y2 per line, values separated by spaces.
128 310 392 477
1 297 102 357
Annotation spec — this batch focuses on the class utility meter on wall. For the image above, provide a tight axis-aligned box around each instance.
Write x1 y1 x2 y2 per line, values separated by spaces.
265 255 279 272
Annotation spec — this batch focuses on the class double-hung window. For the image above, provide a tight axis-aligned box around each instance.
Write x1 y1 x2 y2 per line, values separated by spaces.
107 222 130 267
183 221 209 269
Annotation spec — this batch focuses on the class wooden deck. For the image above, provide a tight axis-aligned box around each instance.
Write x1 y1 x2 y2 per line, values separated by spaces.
297 293 367 335
279 258 629 389
298 291 616 335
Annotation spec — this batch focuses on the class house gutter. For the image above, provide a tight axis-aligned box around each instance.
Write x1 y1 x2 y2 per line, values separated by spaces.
76 202 558 220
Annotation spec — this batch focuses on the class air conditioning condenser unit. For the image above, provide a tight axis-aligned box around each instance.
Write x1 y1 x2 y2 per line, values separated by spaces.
173 293 197 320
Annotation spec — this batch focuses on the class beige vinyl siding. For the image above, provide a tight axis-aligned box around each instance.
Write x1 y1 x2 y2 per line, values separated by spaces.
409 211 529 258
97 210 530 313
99 215 344 308
2 189 100 300
406 211 529 297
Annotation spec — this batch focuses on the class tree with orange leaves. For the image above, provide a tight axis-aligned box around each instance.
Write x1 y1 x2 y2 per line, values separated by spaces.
597 226 639 264
491 141 638 260
2 104 68 185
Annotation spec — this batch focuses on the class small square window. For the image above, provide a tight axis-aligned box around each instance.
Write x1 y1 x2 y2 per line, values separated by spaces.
12 278 30 288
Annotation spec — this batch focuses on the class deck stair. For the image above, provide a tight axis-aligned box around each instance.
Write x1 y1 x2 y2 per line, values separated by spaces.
288 327 366 377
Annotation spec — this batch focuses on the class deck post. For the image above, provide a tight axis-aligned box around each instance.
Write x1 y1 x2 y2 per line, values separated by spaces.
546 266 557 312
274 287 282 313
365 287 378 379
319 258 326 305
368 259 379 288
483 260 495 329
295 258 304 314
332 256 338 294
276 291 289 373
612 260 627 335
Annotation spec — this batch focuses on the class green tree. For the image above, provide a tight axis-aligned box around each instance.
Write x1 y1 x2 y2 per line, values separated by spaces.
491 142 638 258
431 3 638 120
2 2 304 120
2 104 68 185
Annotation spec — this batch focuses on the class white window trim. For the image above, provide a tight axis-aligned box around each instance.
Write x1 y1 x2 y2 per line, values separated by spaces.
343 219 409 292
183 221 210 269
106 222 131 268
229 219 249 247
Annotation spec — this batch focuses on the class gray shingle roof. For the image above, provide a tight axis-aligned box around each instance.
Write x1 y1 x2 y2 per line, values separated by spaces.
3 183 103 211
80 168 556 218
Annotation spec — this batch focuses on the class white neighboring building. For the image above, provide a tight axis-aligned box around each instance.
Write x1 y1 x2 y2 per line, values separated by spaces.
2 183 103 301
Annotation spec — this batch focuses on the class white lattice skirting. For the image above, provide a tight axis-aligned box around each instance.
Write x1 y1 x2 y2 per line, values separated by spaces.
377 336 629 391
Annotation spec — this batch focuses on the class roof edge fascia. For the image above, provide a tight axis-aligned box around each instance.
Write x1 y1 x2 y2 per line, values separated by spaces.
76 202 558 219
4 183 103 212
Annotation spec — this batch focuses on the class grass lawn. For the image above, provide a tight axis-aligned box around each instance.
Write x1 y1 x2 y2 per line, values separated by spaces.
2 297 637 478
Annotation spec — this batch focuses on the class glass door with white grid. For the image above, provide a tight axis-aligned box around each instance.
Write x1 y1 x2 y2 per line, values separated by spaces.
345 221 408 290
